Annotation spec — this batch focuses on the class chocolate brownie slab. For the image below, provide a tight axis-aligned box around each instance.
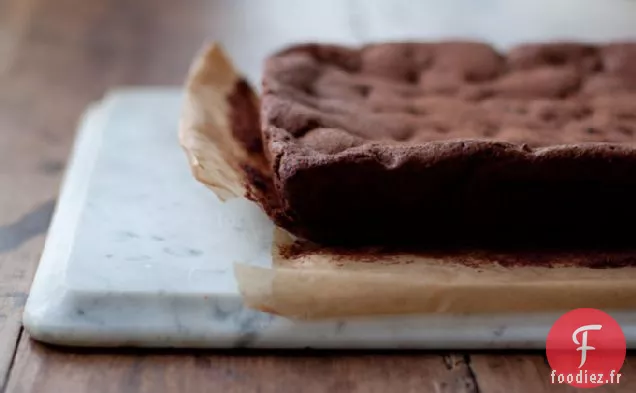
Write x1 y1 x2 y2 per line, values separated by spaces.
259 42 636 247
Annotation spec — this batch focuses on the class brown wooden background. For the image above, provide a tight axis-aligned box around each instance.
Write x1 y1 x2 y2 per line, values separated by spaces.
0 0 634 391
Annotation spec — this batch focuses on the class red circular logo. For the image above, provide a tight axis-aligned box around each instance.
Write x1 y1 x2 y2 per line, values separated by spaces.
546 308 626 388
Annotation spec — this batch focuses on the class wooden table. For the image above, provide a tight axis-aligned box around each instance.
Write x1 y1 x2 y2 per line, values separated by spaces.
0 1 634 391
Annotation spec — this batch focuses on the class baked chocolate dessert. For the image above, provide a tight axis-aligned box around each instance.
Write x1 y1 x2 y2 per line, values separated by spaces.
256 42 636 248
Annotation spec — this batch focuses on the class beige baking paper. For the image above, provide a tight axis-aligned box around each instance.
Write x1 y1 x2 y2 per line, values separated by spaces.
180 43 636 320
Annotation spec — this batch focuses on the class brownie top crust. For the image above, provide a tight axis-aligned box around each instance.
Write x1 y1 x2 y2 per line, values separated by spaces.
257 42 636 248
262 42 636 155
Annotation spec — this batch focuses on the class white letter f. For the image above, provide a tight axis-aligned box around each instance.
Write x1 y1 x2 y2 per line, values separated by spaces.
573 324 602 368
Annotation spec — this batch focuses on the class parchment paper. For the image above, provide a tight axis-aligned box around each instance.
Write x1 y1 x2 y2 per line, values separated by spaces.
180 43 636 320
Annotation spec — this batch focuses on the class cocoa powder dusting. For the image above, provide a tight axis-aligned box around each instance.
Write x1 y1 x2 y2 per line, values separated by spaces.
278 238 636 269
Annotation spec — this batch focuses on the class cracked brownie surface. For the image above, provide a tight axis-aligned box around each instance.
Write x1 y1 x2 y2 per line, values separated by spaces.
258 42 636 247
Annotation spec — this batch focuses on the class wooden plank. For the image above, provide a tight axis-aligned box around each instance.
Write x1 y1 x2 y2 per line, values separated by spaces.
6 339 478 393
470 355 575 393
0 0 212 389
0 225 49 391
0 0 36 75
0 0 58 387
471 354 636 392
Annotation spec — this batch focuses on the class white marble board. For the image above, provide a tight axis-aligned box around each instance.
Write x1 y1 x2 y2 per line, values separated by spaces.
22 89 636 349
22 0 636 348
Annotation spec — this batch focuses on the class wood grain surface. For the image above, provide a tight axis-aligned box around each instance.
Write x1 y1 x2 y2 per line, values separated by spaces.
0 0 634 392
